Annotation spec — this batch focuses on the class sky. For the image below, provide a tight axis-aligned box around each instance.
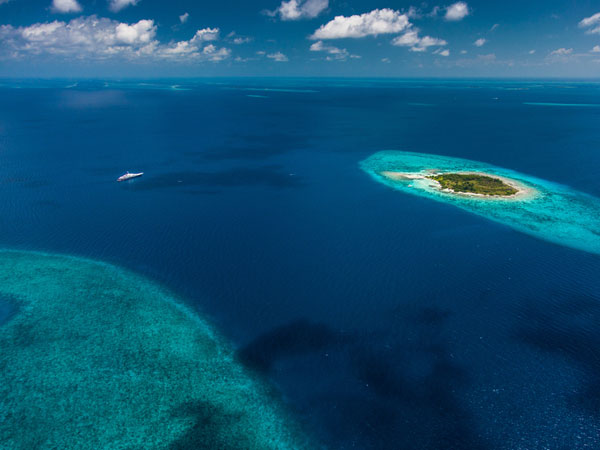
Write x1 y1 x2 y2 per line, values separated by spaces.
0 0 599 77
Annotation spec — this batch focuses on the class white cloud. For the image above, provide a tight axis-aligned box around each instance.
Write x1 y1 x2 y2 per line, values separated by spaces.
233 37 251 44
0 16 230 62
490 23 499 31
309 40 358 60
310 40 338 52
201 44 230 60
310 9 410 40
179 13 189 24
415 35 447 48
52 0 82 13
381 57 390 63
227 32 252 44
115 20 155 44
460 49 467 54
550 47 572 55
191 27 220 42
268 0 328 21
591 45 600 53
267 51 288 61
391 30 419 46
391 30 447 52
108 0 141 13
529 49 536 54
580 12 600 27
579 12 600 34
445 2 470 21
0 0 12 4
434 48 450 56
474 38 486 47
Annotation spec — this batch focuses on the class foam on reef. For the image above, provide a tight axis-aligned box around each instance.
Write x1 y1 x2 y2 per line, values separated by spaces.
0 250 313 450
360 151 600 255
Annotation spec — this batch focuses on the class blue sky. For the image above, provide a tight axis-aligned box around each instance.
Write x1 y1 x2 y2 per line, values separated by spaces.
1 0 599 77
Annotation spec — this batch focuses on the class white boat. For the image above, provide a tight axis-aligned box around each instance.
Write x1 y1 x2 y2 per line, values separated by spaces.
117 172 143 182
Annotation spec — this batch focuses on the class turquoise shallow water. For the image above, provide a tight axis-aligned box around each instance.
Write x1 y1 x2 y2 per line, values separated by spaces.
360 151 600 255
0 250 311 450
2 79 600 449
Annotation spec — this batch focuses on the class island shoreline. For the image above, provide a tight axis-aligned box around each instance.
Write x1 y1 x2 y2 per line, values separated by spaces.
380 170 537 200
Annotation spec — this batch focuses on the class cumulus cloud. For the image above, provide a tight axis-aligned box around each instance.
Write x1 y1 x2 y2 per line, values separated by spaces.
434 48 450 56
200 44 230 60
310 9 410 39
580 12 600 27
114 20 155 44
0 16 230 62
190 27 220 42
310 40 340 53
445 2 470 21
550 47 572 55
391 30 447 52
579 12 600 34
309 40 359 60
592 45 600 53
267 51 288 61
179 13 189 24
474 38 486 47
267 0 328 21
52 0 82 13
108 0 141 12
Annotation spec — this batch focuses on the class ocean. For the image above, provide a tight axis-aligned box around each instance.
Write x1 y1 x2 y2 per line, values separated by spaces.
1 78 599 449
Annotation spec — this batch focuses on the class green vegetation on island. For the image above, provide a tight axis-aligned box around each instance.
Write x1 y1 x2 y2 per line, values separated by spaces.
427 173 518 196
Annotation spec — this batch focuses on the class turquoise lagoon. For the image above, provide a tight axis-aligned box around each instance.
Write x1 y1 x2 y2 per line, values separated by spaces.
360 151 600 255
0 251 311 450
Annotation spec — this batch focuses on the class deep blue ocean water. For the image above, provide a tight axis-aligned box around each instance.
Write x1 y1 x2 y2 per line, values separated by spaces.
1 78 600 449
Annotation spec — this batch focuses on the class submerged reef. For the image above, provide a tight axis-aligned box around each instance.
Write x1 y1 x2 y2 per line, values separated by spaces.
361 151 600 255
0 251 312 450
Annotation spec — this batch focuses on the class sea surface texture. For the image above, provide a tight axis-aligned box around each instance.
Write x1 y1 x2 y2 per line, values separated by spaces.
0 79 599 449
361 151 600 255
0 251 310 450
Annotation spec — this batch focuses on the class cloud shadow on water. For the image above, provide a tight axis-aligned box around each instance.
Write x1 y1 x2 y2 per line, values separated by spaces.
168 401 250 450
237 306 487 450
515 291 600 413
0 295 17 326
197 133 310 161
125 165 305 190
237 319 346 372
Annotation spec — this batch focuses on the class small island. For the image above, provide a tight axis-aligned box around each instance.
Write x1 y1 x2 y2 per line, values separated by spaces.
379 170 528 198
361 151 600 256
427 173 518 196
